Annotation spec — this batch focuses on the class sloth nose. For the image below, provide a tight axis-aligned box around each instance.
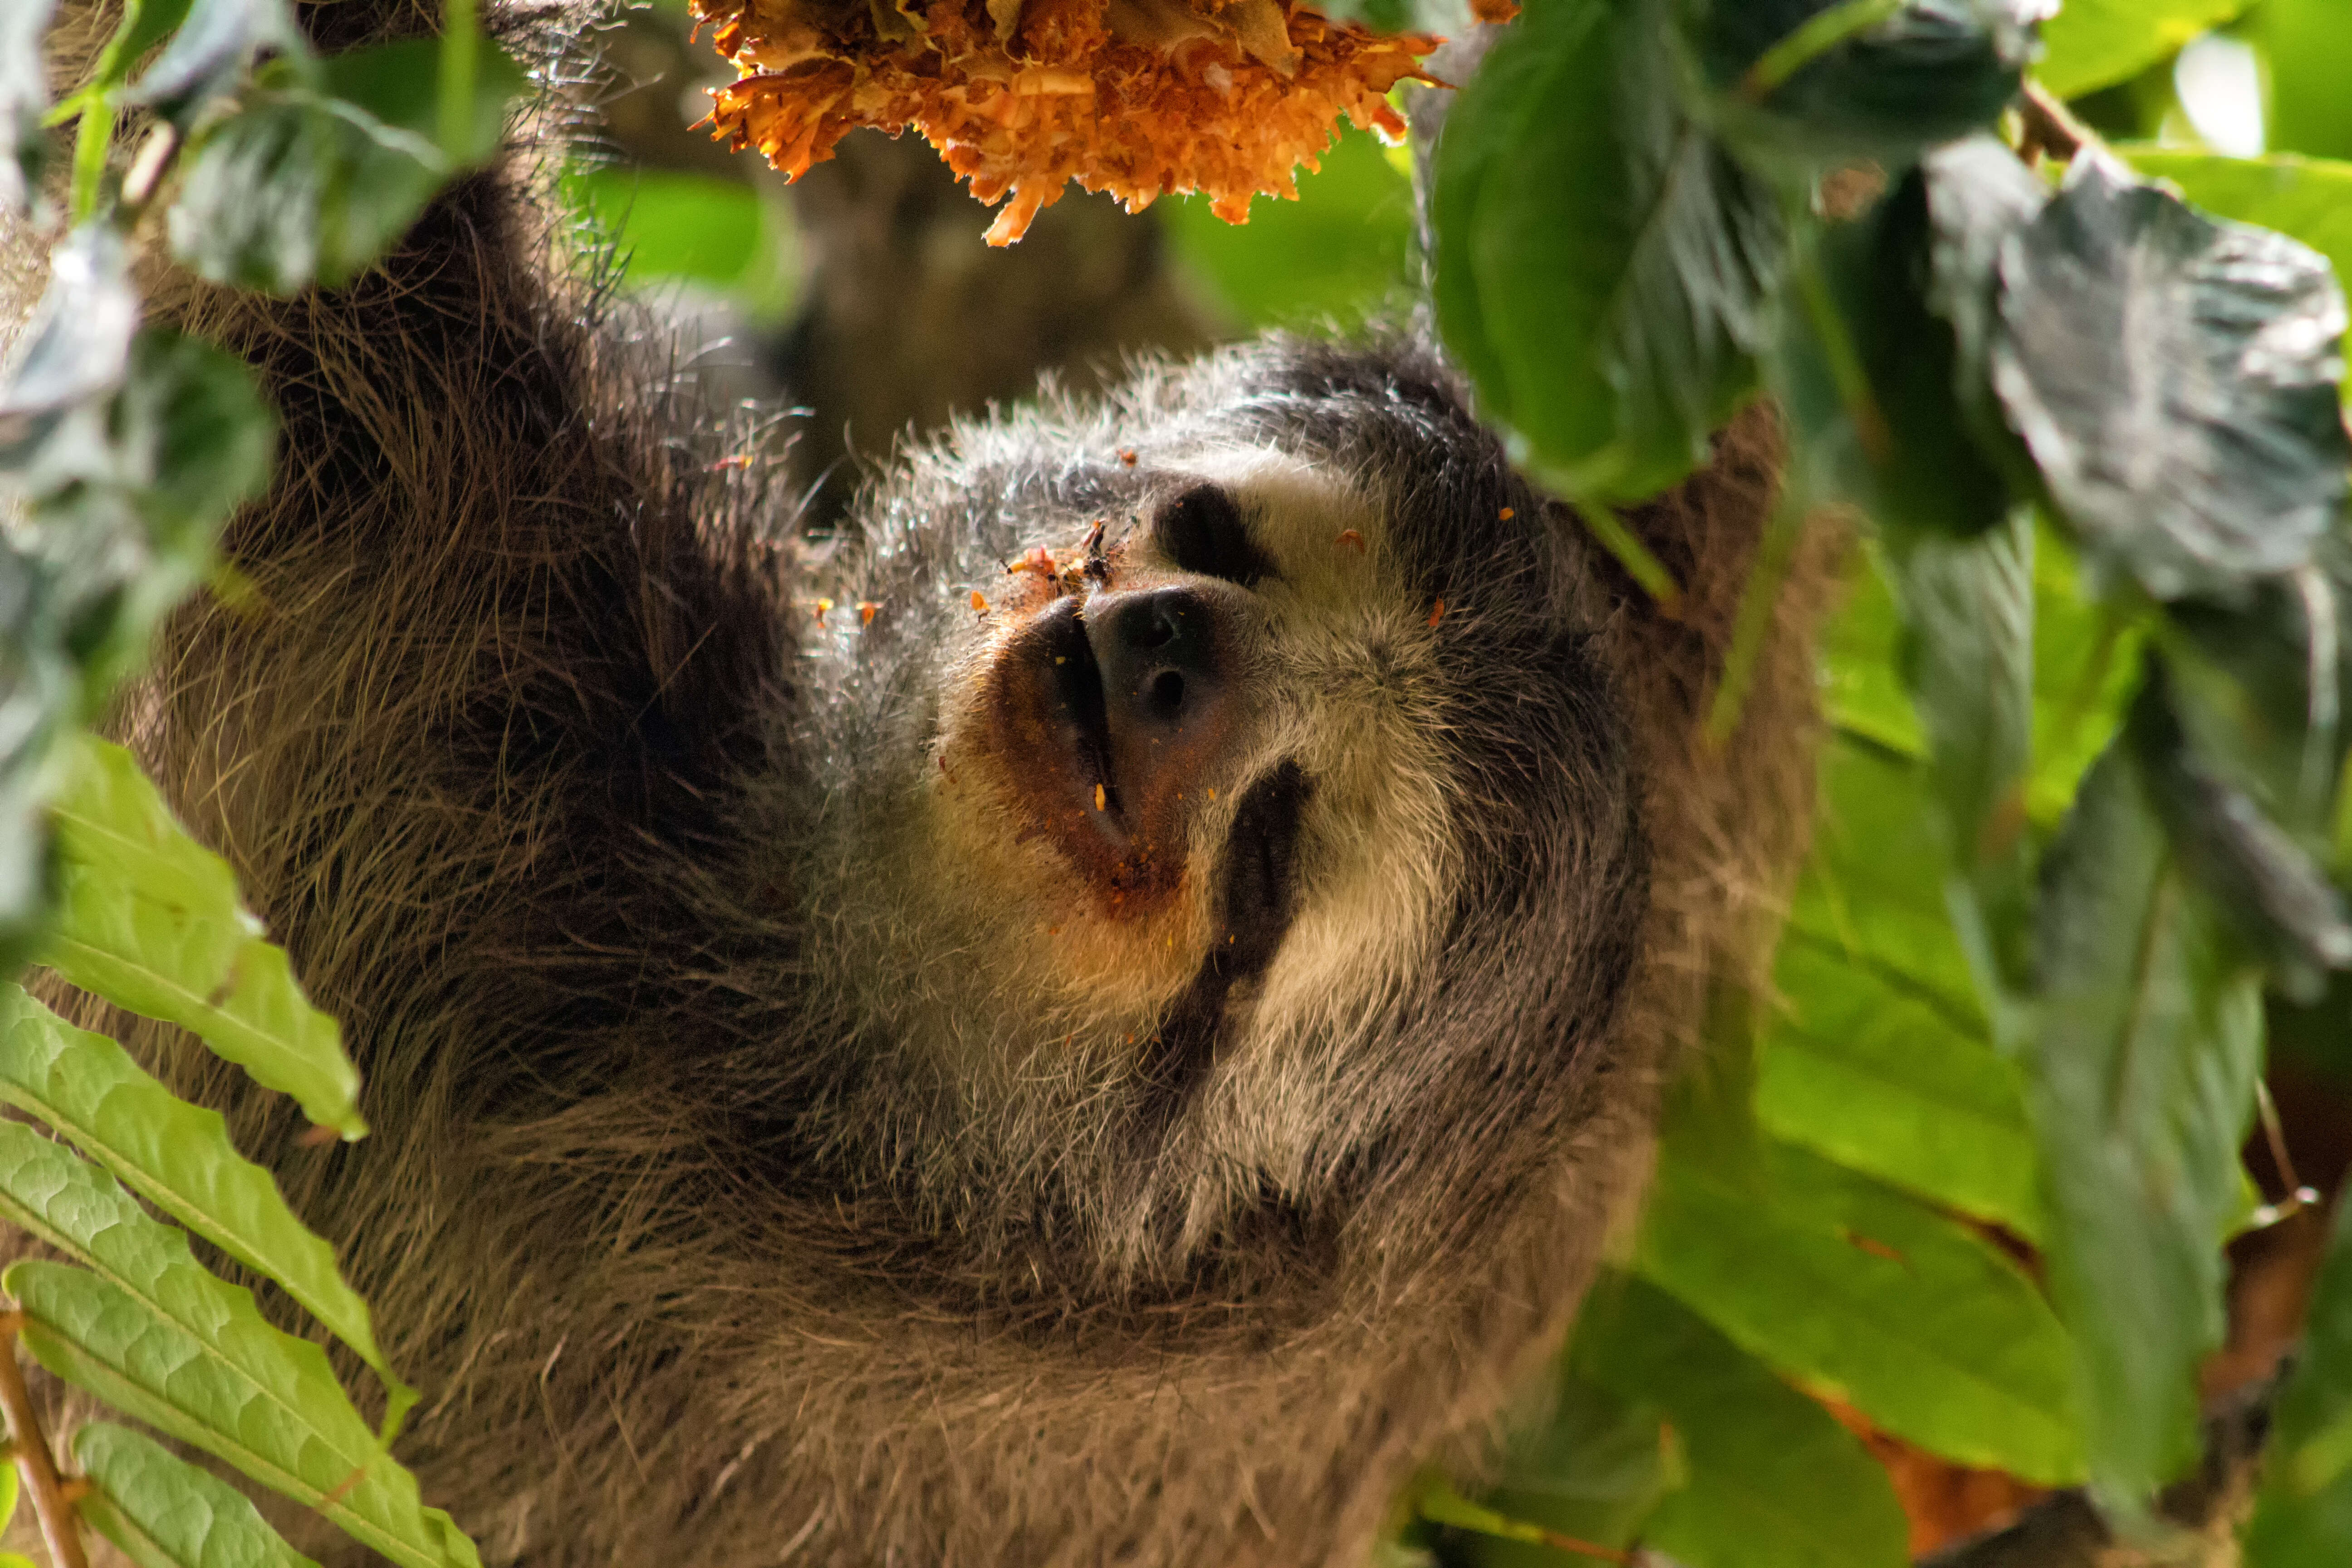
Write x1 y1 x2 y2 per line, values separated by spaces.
1086 586 1235 818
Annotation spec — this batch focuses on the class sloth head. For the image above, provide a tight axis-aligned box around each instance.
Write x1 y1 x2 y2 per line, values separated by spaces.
752 335 1648 1294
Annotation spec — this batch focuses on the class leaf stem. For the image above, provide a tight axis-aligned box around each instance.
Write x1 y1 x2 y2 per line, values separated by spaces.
1705 486 1808 746
1415 1477 1632 1564
1568 496 1683 616
68 101 114 224
2016 78 2095 165
439 0 480 160
0 1314 89 1568
1740 0 1905 99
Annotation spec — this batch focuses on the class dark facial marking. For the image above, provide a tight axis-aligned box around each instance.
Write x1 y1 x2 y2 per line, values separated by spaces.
1142 759 1311 1107
1154 483 1274 588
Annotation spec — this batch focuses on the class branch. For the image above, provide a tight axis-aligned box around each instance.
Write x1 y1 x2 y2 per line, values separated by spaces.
0 1314 88 1568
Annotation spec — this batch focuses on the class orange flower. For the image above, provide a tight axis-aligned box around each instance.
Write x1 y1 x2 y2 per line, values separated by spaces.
692 0 1440 244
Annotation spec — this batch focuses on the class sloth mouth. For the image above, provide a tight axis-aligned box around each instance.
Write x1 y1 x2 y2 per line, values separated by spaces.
982 583 1244 912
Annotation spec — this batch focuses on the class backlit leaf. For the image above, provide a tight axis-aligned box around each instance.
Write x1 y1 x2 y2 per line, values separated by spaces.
76 1421 321 1568
2034 0 2249 101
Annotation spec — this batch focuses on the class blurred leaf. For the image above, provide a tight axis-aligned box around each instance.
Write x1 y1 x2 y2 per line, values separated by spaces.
2260 0 2352 162
1430 0 1784 503
1166 126 1413 330
1638 1125 2081 1483
2129 663 2352 996
78 1422 321 1568
0 0 57 215
2029 736 2264 1513
1776 168 2016 538
2035 0 2249 101
1686 0 2042 171
12 1259 478 1568
128 0 309 121
43 738 366 1137
0 225 139 425
1921 133 2050 464
0 986 402 1428
170 39 522 293
1300 0 1471 36
1447 1373 1674 1566
559 165 797 321
1573 1273 1911 1568
2122 149 2352 314
1991 153 2352 601
2245 1198 2352 1564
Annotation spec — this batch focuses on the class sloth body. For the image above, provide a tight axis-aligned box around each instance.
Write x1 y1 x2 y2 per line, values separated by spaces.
20 6 1823 1562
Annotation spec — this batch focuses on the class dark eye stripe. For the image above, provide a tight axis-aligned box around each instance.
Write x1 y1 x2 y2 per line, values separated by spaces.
1155 483 1275 587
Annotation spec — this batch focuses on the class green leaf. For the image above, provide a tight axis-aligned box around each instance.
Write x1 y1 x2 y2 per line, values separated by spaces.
42 738 365 1137
1992 153 2352 601
2029 735 2264 1513
1686 0 2042 170
2245 1195 2352 1564
1638 1123 2082 1483
0 986 407 1433
2260 0 2352 162
2035 0 2250 101
1573 1273 1910 1568
1431 0 1784 503
1304 0 1470 34
1162 126 1413 331
8 1262 478 1568
169 39 523 293
0 0 57 215
77 1422 320 1568
1446 1372 1674 1566
1759 932 2044 1240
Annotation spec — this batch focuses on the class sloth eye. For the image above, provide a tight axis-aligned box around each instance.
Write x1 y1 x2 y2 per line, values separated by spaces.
1155 484 1273 587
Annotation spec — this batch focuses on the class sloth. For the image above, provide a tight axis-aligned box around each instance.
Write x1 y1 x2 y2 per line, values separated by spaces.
22 2 1829 1563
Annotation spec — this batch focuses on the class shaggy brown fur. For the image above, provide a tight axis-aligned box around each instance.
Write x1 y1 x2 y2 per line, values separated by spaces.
17 3 1831 1563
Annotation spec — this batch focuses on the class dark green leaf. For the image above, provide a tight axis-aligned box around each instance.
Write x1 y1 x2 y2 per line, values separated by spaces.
77 1422 320 1568
2244 1198 2352 1564
1573 1273 1911 1568
170 39 522 293
1686 0 2042 170
2029 735 2265 1511
2128 663 2352 996
1431 0 1784 502
0 0 57 216
1775 168 2017 537
2034 0 2249 101
1447 1373 1674 1566
1991 152 2352 601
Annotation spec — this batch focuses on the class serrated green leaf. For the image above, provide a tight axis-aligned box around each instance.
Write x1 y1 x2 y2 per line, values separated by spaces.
2244 1197 2352 1564
2035 0 2249 100
2029 735 2264 1513
76 1421 320 1568
1637 1127 2081 1483
1992 152 2352 602
1759 932 2043 1240
0 986 407 1434
1573 1272 1910 1568
8 1261 477 1568
1431 0 1784 502
41 738 363 1137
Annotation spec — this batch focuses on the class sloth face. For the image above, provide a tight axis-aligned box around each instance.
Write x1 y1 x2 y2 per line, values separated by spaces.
786 338 1646 1270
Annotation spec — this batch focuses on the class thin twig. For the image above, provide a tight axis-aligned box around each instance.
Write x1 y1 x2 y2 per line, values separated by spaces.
0 1315 88 1568
2017 78 2093 165
2248 1081 2322 1229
